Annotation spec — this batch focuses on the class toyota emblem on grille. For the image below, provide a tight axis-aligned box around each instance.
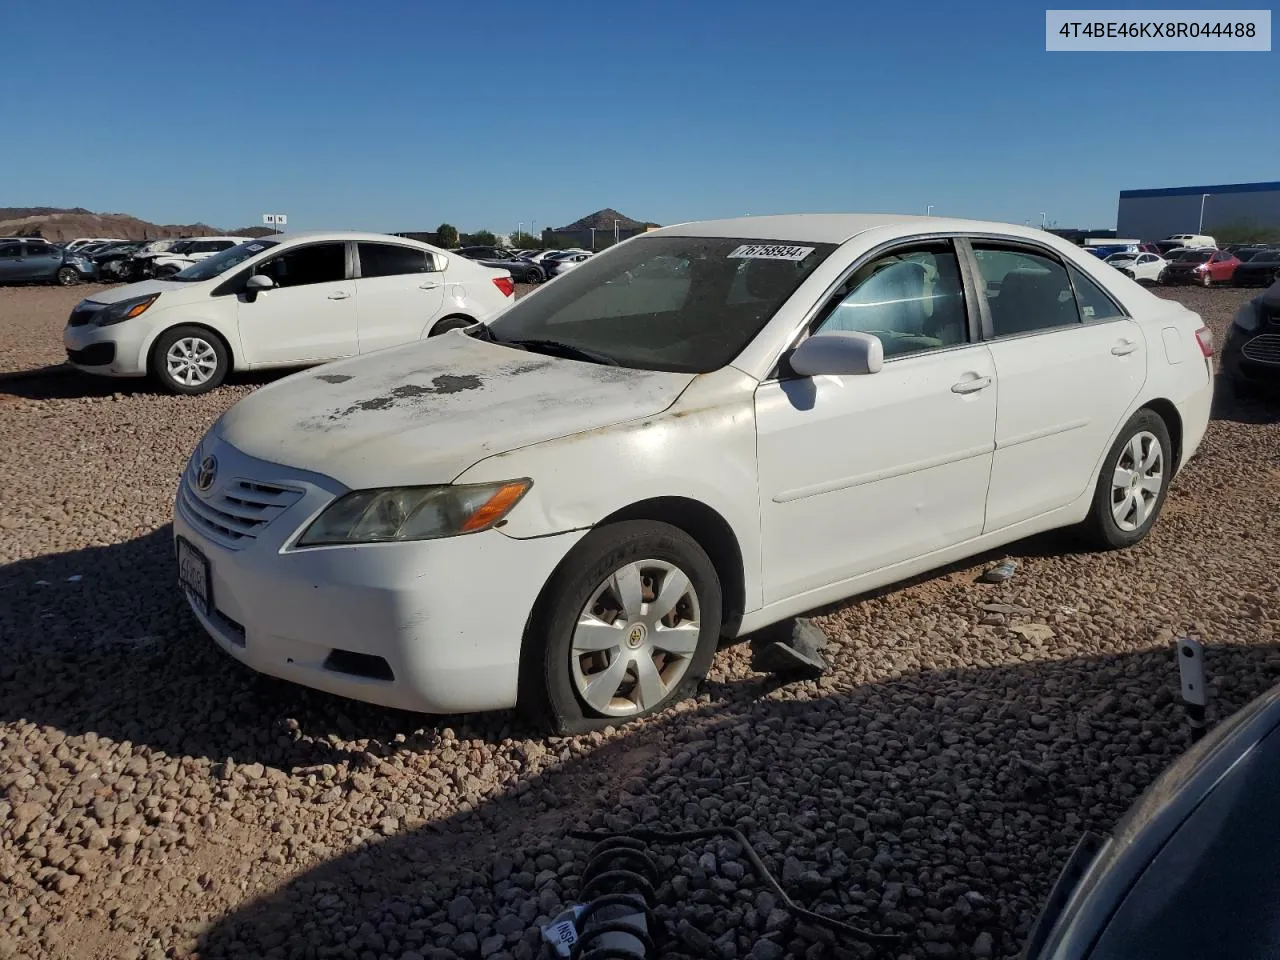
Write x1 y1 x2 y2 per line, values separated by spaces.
195 455 218 492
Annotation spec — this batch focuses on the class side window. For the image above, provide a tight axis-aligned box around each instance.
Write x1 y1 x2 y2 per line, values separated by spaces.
0 243 22 259
25 243 52 257
972 245 1079 336
813 242 969 358
1068 265 1126 322
213 241 236 252
255 243 346 289
357 243 432 278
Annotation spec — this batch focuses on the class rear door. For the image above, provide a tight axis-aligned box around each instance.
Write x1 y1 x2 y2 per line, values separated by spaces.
967 240 1146 532
353 242 444 353
235 241 359 364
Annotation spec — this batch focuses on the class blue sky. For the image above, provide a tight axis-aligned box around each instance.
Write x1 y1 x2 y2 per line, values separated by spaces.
3 1 1275 233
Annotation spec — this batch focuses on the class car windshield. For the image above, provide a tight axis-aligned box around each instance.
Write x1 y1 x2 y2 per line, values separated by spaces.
169 240 278 282
1106 254 1136 262
1171 250 1212 262
484 235 837 373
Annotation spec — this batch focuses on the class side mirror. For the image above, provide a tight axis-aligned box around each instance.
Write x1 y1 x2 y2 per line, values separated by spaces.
788 331 884 377
246 274 275 291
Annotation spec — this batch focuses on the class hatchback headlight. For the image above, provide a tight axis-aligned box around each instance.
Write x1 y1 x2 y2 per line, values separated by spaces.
296 480 531 547
95 293 160 326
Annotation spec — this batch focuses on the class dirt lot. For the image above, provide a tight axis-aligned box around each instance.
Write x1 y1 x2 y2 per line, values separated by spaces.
1 282 1278 960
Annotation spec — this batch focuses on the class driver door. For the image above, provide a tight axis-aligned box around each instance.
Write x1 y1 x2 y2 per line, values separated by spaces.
754 240 997 604
236 241 359 364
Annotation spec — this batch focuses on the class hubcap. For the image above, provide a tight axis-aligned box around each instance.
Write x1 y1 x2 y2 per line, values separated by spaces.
1110 430 1164 532
570 559 701 717
165 337 218 387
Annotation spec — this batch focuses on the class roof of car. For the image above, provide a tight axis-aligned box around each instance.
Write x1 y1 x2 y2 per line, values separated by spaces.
266 230 435 245
644 213 1075 245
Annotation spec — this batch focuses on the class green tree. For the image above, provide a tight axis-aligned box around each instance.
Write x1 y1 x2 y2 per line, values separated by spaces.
436 223 459 248
509 230 540 250
462 229 497 248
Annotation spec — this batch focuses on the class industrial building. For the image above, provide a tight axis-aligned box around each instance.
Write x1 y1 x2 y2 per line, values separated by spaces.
1117 181 1280 242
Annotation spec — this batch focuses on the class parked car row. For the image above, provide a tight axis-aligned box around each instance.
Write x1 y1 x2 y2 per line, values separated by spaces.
453 246 595 282
1103 244 1280 287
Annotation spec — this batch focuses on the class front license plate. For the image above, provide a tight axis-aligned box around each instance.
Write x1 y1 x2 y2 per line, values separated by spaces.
177 537 211 616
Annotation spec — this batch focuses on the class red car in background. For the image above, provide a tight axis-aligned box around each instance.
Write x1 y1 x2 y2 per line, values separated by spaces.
1160 248 1241 286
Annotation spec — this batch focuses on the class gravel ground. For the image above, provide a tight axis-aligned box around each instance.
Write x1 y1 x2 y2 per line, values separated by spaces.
1 281 1278 960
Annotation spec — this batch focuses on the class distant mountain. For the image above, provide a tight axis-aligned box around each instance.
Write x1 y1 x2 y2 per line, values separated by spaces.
555 208 658 231
0 207 261 243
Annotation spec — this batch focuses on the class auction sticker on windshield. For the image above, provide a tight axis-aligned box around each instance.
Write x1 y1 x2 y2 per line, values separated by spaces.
727 244 814 261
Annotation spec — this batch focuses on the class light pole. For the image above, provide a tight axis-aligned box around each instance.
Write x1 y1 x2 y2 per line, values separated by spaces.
926 205 934 216
590 227 596 251
1198 194 1210 233
613 219 620 246
1040 212 1047 229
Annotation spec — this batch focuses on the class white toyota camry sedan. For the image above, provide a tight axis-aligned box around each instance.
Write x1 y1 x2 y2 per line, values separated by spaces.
174 214 1214 731
63 232 515 394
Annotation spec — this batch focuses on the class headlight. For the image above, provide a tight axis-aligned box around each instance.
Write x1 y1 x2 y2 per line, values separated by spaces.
94 293 160 326
296 480 531 547
1232 303 1262 332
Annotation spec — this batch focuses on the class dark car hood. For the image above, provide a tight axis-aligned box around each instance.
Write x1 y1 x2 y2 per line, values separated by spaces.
1024 683 1280 959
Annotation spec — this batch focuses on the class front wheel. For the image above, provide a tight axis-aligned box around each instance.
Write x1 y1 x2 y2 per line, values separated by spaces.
1201 270 1213 287
150 326 229 395
1082 410 1173 550
154 265 180 279
56 266 80 286
521 520 722 734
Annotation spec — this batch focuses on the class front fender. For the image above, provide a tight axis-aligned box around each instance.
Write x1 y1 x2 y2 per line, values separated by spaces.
452 367 764 612
134 313 248 372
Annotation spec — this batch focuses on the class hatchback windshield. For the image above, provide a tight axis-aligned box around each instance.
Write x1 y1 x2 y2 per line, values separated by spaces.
485 236 836 372
170 240 279 281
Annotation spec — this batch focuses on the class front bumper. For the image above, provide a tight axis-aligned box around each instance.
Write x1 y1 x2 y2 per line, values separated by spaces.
62 321 147 376
1221 326 1280 385
1161 269 1207 285
172 438 584 714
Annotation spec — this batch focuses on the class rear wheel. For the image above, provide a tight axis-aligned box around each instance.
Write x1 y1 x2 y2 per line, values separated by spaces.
150 326 229 395
521 520 722 734
1082 409 1173 550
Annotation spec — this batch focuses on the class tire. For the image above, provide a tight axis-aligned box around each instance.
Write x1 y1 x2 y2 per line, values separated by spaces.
56 266 80 286
526 267 544 284
427 315 476 337
155 265 180 279
521 520 722 734
1082 409 1173 550
1201 270 1212 287
1120 268 1135 280
149 326 229 395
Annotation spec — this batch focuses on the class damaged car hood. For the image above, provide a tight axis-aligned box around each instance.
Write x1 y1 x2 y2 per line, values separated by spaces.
216 332 697 489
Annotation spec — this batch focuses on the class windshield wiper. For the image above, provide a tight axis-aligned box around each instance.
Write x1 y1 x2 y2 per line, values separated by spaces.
499 337 620 366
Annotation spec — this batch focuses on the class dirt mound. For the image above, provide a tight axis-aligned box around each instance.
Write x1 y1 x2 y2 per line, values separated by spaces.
0 208 223 243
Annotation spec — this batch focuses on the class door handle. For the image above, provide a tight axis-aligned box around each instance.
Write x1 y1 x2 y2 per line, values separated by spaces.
1111 340 1138 356
951 376 992 394
418 281 442 290
327 291 350 300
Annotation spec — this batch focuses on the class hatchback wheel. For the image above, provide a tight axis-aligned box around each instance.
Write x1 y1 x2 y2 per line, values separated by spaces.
522 520 721 734
1082 409 1172 549
150 325 228 395
1201 270 1212 287
56 266 80 286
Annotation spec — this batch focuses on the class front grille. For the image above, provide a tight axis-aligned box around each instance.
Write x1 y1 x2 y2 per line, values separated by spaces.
179 465 304 549
1242 334 1280 365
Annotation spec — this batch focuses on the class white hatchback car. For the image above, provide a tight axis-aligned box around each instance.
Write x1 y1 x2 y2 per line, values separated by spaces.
63 232 516 393
174 214 1214 731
